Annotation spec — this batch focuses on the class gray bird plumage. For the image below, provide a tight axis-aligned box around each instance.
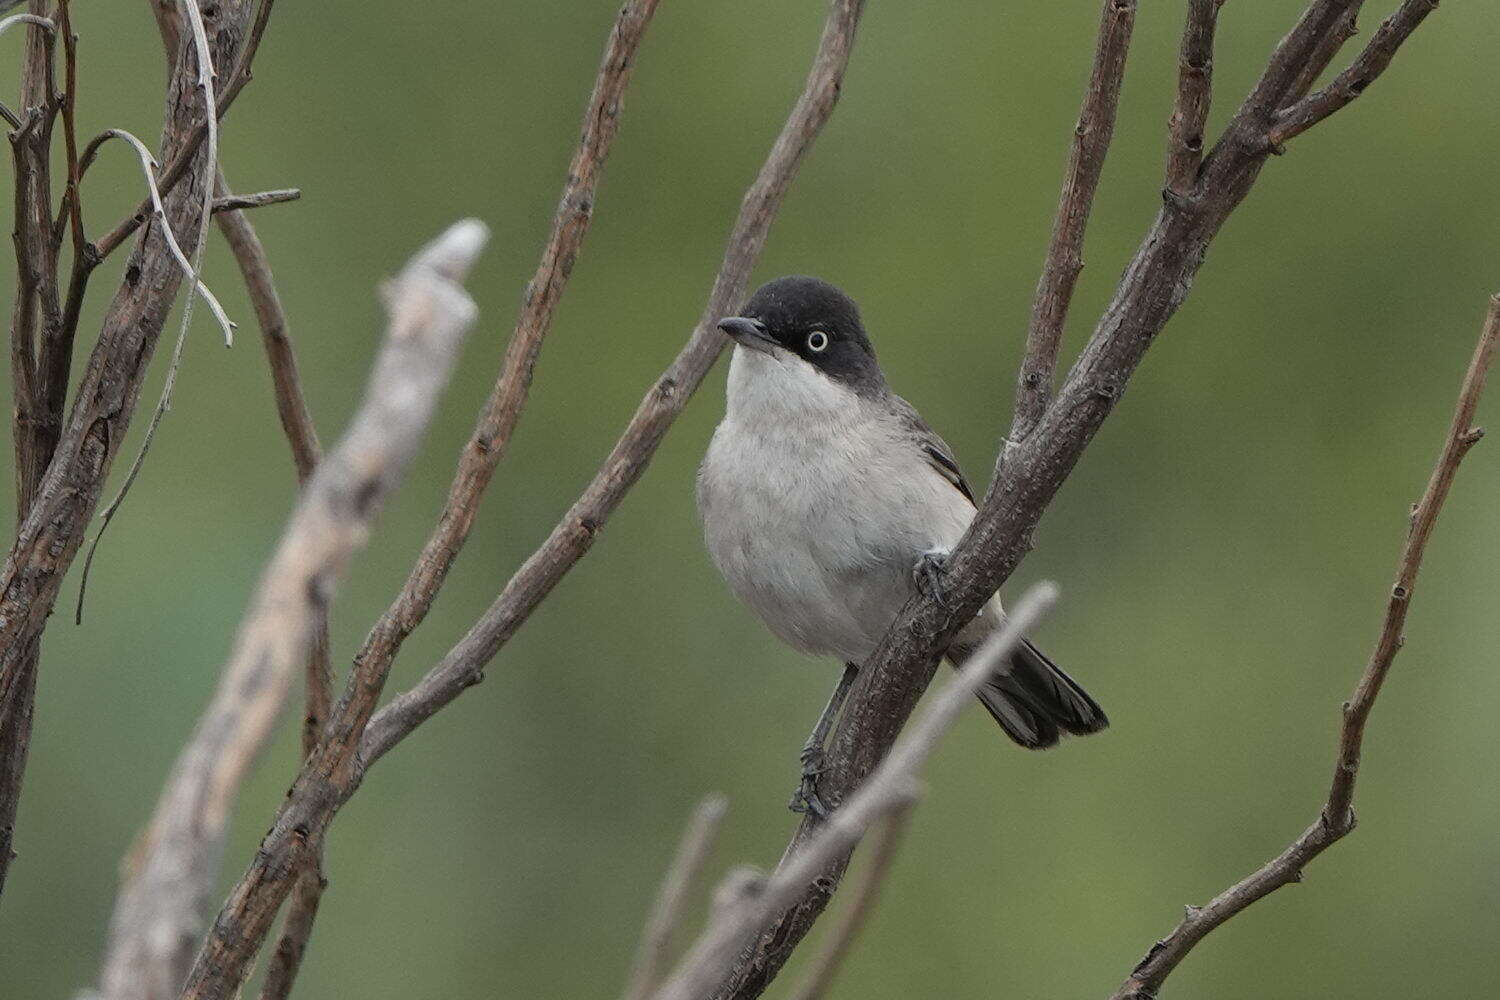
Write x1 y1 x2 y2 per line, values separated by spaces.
698 276 1106 768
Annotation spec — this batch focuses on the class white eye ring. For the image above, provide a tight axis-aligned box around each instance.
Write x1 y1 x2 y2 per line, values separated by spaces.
806 330 829 353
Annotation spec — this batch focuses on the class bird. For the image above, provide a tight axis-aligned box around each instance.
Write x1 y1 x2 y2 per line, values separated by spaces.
696 275 1107 815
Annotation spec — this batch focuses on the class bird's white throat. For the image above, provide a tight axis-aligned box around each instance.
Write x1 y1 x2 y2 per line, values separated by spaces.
725 344 857 425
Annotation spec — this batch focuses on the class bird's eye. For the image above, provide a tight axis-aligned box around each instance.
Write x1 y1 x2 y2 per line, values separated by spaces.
806 330 829 353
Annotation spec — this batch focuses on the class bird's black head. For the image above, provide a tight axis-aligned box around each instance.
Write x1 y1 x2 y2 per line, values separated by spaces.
717 276 884 394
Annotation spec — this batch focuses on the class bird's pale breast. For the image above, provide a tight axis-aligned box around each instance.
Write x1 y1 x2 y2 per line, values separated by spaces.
697 347 977 663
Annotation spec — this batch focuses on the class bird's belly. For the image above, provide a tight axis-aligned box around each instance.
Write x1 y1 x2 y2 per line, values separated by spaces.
698 419 959 662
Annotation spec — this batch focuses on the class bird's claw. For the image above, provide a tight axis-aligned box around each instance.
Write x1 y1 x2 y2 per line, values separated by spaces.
913 549 951 608
788 745 832 819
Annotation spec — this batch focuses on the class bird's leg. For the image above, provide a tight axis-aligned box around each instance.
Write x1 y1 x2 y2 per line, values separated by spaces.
789 662 858 819
913 547 951 608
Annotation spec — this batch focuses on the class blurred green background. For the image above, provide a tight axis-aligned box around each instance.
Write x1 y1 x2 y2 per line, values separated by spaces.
3 2 1499 997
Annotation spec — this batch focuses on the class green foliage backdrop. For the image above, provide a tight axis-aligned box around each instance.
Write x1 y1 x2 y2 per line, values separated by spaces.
3 2 1498 997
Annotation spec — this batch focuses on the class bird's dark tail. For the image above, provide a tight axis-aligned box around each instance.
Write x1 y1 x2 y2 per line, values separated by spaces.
946 637 1108 750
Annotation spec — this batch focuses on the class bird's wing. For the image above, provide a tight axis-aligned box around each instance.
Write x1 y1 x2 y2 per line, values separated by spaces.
890 395 976 507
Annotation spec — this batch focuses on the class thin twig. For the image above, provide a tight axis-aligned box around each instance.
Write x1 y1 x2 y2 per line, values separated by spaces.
54 0 84 257
1109 293 1498 1000
0 0 60 902
93 0 275 261
1284 8 1360 106
214 174 320 483
255 858 327 1000
0 12 53 40
1008 0 1135 445
180 4 864 993
77 1 230 628
649 586 1057 1000
215 168 330 1000
95 220 488 1000
1243 1 1365 115
624 794 730 1000
71 129 235 338
782 802 914 1000
1270 0 1439 145
71 125 236 626
211 187 300 213
1164 0 1221 197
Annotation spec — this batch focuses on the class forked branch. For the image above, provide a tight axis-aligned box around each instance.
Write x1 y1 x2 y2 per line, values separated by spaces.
710 3 1441 996
1109 293 1499 1000
649 585 1057 1000
1271 0 1440 145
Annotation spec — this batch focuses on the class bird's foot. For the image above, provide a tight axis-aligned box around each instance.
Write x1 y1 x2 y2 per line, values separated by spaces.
913 548 951 608
788 743 833 819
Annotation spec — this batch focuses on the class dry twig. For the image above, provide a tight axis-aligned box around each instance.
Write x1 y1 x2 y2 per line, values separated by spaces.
624 794 730 1000
211 187 299 213
96 219 488 1000
177 3 865 993
0 0 59 900
1270 0 1440 145
93 0 275 260
782 803 914 1000
1009 0 1136 445
1109 295 1499 999
213 167 329 1000
649 585 1057 1000
1164 0 1221 197
78 2 233 623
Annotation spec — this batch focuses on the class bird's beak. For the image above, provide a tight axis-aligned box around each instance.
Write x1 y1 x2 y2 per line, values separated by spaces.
717 316 777 354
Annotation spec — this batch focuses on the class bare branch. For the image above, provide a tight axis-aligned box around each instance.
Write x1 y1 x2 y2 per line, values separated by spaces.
215 168 329 1000
624 795 730 1000
312 0 662 800
651 585 1057 1000
1009 0 1135 445
175 4 866 992
1164 0 1221 197
93 0 276 260
1110 293 1498 1000
782 802 913 1000
708 5 1442 995
1271 0 1439 145
0 0 61 902
362 0 868 770
1243 1 1364 115
96 219 488 1000
211 187 300 213
1284 8 1359 105
71 130 235 627
0 0 258 906
255 857 327 1000
75 0 237 623
214 173 320 483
